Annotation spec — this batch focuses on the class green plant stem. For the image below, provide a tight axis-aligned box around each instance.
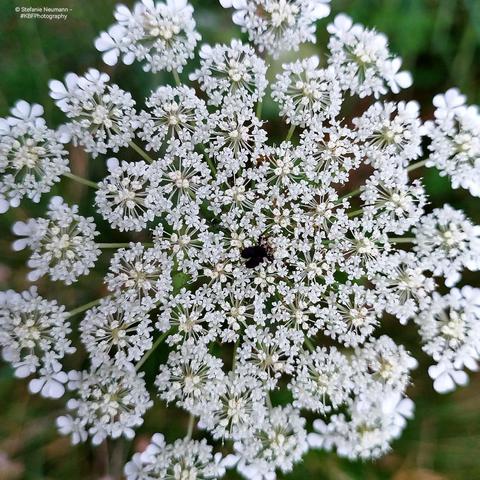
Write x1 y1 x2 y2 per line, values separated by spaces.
135 329 171 371
63 171 99 189
173 70 182 86
186 414 195 440
347 209 363 218
256 100 263 119
286 124 296 141
338 187 364 202
67 298 103 317
129 141 155 164
407 160 428 172
304 337 315 353
198 144 216 175
389 237 415 244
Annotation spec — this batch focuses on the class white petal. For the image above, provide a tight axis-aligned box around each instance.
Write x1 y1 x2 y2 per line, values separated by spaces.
0 198 10 214
43 380 65 399
395 71 413 89
433 373 455 393
307 432 324 448
103 49 120 66
29 377 45 394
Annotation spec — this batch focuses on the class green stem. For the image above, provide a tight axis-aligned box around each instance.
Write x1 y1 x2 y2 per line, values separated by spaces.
186 414 195 440
256 100 263 119
173 70 182 86
63 171 99 189
286 124 296 142
304 337 315 353
390 237 415 244
97 243 130 249
135 329 172 371
338 187 364 202
347 209 363 218
67 298 103 317
198 144 216 175
407 160 428 172
129 141 155 164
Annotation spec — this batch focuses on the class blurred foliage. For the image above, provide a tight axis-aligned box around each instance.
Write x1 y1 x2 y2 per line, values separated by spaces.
0 0 480 479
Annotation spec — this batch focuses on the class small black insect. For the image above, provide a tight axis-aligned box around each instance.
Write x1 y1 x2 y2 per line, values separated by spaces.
241 238 274 268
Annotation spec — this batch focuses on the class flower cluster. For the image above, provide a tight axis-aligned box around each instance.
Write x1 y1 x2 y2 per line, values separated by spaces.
425 88 480 196
49 69 137 157
0 100 69 212
95 0 200 72
1 1 480 479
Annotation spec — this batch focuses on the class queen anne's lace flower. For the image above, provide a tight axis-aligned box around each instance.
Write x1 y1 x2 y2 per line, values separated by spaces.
360 173 427 234
289 347 352 413
308 391 414 460
95 0 201 72
190 40 268 107
106 242 173 306
373 251 435 323
80 297 153 367
354 100 422 167
138 85 209 150
0 100 69 212
220 0 331 57
233 406 308 478
272 57 341 127
327 14 412 98
12 196 100 284
425 88 480 196
127 433 227 479
49 69 137 157
3 1 480 477
417 286 480 393
96 158 154 232
414 205 480 286
57 364 152 445
0 287 73 396
155 339 226 413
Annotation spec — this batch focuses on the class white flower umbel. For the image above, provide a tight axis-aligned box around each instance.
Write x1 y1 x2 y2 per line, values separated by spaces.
190 40 268 107
272 57 341 127
418 286 480 393
220 0 331 57
425 88 480 196
12 196 100 284
138 85 209 150
155 338 226 414
96 158 154 232
414 205 480 287
49 69 137 157
0 287 74 397
233 406 308 478
106 242 173 306
80 297 153 367
0 100 69 213
58 364 152 445
289 347 352 413
127 434 225 479
3 0 480 477
327 14 412 98
95 0 201 72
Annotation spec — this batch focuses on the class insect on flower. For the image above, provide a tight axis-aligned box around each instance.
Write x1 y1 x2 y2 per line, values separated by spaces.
241 237 274 268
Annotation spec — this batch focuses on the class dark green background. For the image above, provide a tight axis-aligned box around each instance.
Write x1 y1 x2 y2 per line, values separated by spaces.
0 0 480 478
